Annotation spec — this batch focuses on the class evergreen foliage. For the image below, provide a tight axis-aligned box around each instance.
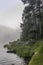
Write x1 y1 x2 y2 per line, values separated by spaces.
21 0 43 40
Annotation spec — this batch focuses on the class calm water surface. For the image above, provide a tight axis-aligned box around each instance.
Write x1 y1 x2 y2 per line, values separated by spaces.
0 42 25 65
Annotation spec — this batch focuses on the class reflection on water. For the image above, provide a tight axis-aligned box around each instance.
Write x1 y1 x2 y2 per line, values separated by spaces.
0 42 25 65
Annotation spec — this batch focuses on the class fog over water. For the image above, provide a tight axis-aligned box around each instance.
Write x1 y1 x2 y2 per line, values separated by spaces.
0 25 21 43
0 25 25 65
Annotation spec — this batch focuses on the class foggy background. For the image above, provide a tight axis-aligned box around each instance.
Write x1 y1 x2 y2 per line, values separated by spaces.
0 0 24 44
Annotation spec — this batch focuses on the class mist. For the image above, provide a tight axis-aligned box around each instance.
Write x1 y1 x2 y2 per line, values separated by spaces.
0 25 21 44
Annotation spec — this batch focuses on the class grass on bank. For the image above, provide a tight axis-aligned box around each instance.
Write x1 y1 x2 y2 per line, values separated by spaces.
29 44 43 65
4 40 43 65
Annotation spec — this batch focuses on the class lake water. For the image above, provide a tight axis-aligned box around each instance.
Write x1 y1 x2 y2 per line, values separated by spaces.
0 42 25 65
0 26 26 65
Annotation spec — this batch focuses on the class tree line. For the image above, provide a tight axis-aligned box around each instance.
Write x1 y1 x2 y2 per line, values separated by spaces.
20 0 43 41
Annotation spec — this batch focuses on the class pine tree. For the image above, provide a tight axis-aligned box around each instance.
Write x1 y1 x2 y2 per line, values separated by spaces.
21 0 43 41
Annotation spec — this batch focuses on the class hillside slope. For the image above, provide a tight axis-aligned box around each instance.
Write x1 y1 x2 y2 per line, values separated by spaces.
29 42 43 65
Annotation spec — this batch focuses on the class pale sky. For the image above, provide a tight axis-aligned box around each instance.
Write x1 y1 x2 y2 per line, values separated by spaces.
0 0 24 29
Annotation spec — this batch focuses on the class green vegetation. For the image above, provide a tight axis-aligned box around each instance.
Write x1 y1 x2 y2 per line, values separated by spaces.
4 42 33 57
4 40 43 65
4 41 35 64
29 44 43 65
21 0 43 40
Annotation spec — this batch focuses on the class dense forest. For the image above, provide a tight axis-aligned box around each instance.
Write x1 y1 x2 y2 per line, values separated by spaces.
21 0 43 40
4 0 43 65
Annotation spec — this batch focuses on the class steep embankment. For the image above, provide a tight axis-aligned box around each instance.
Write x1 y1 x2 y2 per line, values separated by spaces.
29 41 43 65
4 39 43 65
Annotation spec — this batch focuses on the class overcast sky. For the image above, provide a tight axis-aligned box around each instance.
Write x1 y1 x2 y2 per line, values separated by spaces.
0 0 24 29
